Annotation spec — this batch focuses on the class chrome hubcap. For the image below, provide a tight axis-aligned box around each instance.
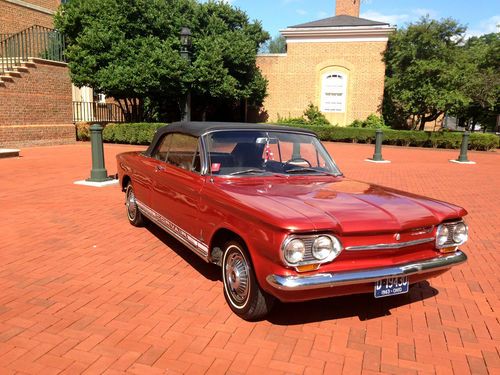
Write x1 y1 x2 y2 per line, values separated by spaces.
225 251 249 305
126 188 137 220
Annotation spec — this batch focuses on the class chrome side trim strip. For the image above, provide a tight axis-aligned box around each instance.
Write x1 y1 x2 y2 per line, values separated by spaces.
136 200 209 262
345 237 434 251
266 250 467 291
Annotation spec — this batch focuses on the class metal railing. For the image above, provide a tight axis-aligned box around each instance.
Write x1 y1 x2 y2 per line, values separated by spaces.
73 101 126 123
1 25 65 75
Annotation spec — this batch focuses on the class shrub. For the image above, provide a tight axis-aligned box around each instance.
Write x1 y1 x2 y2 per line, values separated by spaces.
77 122 166 144
277 103 331 126
76 123 91 141
469 133 500 151
276 115 308 126
103 123 166 144
349 119 364 128
77 121 499 151
303 103 330 126
348 114 388 129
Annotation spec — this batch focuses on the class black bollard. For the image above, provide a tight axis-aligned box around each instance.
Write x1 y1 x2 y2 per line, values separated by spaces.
372 129 384 162
87 123 111 182
457 131 470 163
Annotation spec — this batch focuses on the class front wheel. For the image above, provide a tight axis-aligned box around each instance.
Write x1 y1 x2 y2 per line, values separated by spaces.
222 241 275 321
125 183 144 227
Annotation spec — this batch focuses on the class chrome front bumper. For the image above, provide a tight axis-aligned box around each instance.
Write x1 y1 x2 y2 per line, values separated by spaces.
266 250 467 291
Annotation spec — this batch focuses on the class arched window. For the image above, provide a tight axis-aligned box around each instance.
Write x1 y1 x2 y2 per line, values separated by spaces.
321 72 347 113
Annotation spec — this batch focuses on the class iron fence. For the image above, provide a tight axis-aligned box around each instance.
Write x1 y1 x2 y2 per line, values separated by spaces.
0 25 65 75
73 101 126 123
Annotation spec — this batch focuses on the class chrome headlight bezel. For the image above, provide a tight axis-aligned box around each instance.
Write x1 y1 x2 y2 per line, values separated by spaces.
452 222 468 244
281 234 343 267
435 220 468 249
282 238 306 264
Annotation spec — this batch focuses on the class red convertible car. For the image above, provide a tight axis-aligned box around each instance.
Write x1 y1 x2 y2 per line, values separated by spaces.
117 122 468 320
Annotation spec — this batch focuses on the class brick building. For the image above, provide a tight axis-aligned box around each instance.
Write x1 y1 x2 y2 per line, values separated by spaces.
256 0 394 126
0 0 74 147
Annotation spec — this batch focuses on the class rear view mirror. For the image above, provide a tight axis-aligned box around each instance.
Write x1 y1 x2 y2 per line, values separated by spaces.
256 137 278 144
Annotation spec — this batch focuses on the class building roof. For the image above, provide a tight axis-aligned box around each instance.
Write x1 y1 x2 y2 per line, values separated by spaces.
145 121 316 156
289 15 389 29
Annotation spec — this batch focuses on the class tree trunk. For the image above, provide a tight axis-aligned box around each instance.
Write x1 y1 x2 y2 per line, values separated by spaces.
419 111 443 131
418 116 426 131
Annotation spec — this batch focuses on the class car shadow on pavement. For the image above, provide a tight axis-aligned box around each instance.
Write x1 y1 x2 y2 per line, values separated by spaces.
146 222 221 282
267 281 438 324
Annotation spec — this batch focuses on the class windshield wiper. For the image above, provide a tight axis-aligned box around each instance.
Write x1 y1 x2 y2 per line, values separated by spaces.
229 169 267 176
286 167 337 176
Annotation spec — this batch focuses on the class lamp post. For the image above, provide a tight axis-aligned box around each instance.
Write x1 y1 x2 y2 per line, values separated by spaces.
180 27 192 122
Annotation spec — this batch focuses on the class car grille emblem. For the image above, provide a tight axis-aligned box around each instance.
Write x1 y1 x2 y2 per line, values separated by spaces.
394 233 401 241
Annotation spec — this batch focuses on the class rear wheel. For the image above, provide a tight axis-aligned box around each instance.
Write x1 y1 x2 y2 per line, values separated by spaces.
125 183 144 227
222 240 274 320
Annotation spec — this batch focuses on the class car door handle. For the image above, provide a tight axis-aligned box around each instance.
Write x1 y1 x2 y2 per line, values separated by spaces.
155 165 166 172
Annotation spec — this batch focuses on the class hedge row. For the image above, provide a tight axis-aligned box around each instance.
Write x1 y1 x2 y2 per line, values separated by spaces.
76 122 499 151
77 122 165 145
279 123 499 151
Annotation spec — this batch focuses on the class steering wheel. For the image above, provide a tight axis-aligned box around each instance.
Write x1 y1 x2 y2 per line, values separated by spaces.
284 157 312 168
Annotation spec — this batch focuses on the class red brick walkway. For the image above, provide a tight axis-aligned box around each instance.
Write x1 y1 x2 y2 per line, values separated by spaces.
0 142 498 374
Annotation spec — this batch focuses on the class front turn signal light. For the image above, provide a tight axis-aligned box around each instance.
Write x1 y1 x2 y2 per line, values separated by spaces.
440 246 458 254
296 264 320 273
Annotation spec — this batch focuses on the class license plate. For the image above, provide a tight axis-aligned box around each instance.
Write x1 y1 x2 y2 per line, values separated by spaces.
374 276 409 298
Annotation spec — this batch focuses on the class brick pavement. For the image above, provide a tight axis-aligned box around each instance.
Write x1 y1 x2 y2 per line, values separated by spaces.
0 142 498 374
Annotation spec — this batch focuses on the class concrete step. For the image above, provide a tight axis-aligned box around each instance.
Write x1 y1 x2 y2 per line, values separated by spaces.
4 70 22 78
0 75 14 82
0 149 20 158
14 66 29 73
23 60 37 68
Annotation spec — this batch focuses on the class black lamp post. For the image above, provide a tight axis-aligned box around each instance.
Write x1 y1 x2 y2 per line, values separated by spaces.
180 27 192 122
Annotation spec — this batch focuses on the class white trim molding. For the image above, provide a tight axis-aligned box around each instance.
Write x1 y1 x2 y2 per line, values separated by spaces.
281 25 395 43
2 0 56 15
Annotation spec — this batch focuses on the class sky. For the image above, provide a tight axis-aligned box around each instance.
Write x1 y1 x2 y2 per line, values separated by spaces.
221 0 500 39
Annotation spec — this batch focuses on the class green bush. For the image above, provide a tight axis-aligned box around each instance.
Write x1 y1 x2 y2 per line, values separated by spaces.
102 123 166 144
77 121 499 151
349 114 388 129
276 115 308 126
303 103 330 126
76 123 91 141
277 103 332 127
469 133 500 151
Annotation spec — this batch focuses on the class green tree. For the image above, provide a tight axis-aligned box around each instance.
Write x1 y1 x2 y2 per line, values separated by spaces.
383 17 469 130
261 34 286 54
450 33 500 132
55 0 269 122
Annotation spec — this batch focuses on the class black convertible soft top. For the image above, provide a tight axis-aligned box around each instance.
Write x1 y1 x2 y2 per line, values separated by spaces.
145 121 316 156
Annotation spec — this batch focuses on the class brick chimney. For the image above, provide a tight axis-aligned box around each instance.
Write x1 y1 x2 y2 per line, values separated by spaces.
335 0 360 17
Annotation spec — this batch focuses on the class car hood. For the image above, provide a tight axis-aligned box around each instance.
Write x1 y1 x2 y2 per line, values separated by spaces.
214 177 467 234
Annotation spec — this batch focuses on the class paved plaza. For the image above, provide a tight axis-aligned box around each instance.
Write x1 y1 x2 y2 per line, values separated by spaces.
0 142 498 374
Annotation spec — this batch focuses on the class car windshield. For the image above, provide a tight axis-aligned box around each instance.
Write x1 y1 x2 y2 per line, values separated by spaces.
205 130 341 176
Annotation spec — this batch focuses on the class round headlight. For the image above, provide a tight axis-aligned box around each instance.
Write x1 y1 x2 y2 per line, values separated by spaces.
452 222 468 244
436 225 449 247
312 236 333 260
283 239 305 264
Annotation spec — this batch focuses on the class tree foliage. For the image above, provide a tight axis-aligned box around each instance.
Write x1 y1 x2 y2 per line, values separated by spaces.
55 0 269 121
261 34 286 54
383 17 469 130
449 33 500 131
